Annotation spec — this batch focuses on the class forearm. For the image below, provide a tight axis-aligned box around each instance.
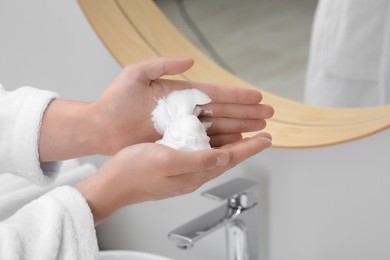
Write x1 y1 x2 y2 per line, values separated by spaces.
39 99 104 162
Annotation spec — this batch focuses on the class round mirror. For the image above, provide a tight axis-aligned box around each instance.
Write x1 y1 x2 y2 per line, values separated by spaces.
156 0 317 103
77 0 390 148
156 0 390 109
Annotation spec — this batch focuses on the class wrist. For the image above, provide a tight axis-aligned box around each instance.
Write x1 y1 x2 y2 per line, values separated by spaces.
75 174 118 225
74 163 133 225
39 99 103 161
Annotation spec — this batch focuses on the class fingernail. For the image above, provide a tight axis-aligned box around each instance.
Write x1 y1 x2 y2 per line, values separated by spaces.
257 132 272 140
216 153 229 166
264 133 272 140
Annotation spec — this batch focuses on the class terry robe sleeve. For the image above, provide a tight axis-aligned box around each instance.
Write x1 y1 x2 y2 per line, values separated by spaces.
0 84 98 259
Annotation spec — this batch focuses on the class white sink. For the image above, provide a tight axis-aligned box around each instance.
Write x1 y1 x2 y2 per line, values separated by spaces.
99 250 174 260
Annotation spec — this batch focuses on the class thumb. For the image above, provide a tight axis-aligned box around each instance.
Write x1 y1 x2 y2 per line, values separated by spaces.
169 149 230 174
138 57 194 81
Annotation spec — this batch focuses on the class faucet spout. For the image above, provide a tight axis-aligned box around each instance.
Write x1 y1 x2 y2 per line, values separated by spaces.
168 178 259 259
168 203 235 249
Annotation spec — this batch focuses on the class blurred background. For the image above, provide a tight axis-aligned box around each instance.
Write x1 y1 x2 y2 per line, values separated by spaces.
0 0 318 166
1 1 390 260
156 0 318 102
0 0 318 104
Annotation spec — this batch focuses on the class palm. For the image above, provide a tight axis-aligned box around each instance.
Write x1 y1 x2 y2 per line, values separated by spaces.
94 57 273 155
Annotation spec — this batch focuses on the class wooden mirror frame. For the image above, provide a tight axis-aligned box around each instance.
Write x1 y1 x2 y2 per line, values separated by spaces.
78 0 390 148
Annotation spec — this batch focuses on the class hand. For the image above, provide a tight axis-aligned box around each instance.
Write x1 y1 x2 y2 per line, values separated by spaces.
75 132 272 225
93 57 274 154
39 57 273 161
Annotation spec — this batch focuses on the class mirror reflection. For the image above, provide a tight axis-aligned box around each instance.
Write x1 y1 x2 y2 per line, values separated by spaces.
156 0 318 102
156 0 390 108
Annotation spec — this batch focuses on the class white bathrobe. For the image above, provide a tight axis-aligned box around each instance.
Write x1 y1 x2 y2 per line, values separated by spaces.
0 84 98 259
305 0 390 107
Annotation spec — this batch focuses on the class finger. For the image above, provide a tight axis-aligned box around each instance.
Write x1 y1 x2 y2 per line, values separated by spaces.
127 57 195 82
167 149 230 174
167 168 225 195
220 132 272 148
156 79 263 104
169 133 272 191
163 172 212 197
195 83 263 105
217 132 272 149
199 103 274 119
209 133 243 147
220 132 272 165
202 117 267 135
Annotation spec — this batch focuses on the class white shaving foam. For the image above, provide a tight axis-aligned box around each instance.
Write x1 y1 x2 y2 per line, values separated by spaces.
151 89 212 151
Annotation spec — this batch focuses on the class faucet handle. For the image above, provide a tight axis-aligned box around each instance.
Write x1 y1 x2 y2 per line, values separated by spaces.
201 178 257 201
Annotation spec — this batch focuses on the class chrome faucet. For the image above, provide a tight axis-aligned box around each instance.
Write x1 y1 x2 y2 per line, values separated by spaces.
168 178 259 260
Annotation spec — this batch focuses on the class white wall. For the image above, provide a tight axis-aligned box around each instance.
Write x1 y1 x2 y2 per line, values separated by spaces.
1 1 389 260
0 0 120 99
98 130 390 260
0 0 121 166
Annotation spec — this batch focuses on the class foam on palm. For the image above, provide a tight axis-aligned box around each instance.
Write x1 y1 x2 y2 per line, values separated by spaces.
151 89 212 151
